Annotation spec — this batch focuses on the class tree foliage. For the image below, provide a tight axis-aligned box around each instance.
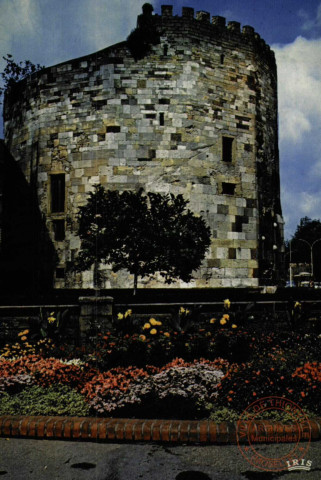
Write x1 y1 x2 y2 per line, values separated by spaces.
287 217 321 280
292 217 321 246
0 54 44 103
75 186 211 292
126 3 160 60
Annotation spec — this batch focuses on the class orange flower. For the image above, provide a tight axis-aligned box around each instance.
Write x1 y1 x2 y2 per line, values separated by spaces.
21 336 27 342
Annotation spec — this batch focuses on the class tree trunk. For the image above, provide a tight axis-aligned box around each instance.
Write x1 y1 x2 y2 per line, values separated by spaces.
133 272 138 296
93 260 100 296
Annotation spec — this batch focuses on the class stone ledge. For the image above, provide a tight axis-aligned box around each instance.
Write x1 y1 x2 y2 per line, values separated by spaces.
0 416 320 444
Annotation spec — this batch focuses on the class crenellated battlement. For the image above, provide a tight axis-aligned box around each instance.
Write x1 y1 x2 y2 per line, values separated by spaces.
138 4 273 59
3 2 283 290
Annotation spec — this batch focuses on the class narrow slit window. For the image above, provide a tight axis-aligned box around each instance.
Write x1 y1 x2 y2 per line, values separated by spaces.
53 219 65 241
159 112 165 126
163 45 168 56
51 174 65 213
222 182 236 195
220 54 225 65
222 136 234 162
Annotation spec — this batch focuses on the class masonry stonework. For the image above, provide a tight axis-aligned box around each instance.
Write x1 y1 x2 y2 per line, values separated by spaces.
3 5 284 289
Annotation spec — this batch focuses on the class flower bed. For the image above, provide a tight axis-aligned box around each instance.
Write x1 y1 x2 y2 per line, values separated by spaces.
0 301 321 420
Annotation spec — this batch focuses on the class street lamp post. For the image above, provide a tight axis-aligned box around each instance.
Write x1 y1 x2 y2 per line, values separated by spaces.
297 238 321 279
288 240 293 287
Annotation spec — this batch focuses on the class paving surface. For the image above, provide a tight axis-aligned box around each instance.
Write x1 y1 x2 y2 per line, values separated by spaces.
1 438 321 480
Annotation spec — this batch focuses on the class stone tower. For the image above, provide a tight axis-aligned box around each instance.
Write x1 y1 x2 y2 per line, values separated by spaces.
3 4 284 290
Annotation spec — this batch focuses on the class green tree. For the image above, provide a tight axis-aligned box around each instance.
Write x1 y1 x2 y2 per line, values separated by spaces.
75 186 211 294
286 217 321 281
0 54 44 103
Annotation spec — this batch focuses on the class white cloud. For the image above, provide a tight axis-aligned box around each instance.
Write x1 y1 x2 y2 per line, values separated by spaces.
300 192 321 216
0 0 143 71
298 2 321 33
273 37 321 144
0 0 144 136
273 36 321 238
281 189 321 239
0 0 42 73
0 0 39 46
75 0 143 53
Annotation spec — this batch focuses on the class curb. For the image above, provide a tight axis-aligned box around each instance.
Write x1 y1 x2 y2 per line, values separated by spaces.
0 416 321 444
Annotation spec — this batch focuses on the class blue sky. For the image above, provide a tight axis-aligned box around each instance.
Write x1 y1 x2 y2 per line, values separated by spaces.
1 0 321 239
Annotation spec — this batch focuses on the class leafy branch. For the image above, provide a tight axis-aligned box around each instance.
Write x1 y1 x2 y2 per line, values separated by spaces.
0 54 44 104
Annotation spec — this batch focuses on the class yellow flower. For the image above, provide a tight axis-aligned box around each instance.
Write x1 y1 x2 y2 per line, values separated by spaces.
18 330 29 337
294 302 301 309
150 329 157 335
232 324 237 329
210 318 216 324
185 309 190 315
223 314 229 321
139 334 146 341
48 316 56 324
164 332 170 337
143 323 151 330
224 299 231 309
117 313 124 320
150 318 158 326
125 309 132 318
220 318 227 325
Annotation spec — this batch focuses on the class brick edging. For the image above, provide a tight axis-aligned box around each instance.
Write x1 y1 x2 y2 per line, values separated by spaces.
0 416 321 443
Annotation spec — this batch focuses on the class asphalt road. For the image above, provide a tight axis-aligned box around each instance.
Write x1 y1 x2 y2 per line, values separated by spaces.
1 438 321 480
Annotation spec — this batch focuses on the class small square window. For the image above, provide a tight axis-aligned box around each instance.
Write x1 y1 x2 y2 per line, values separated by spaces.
222 137 234 162
56 267 65 279
222 182 236 195
106 126 120 133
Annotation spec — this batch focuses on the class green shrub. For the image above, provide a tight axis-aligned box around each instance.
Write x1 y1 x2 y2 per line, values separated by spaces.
207 406 316 424
0 384 90 416
208 406 240 423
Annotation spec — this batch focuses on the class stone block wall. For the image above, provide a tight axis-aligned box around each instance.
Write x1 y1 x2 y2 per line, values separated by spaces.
3 5 284 289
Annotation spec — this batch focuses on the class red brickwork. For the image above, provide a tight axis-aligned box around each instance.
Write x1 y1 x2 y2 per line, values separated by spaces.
0 416 320 444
